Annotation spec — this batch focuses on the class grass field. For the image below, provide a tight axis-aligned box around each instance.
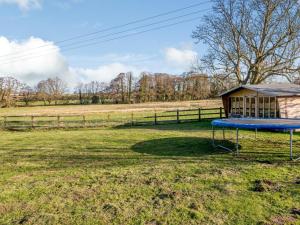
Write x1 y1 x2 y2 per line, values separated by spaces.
0 100 221 116
0 100 223 130
0 121 299 225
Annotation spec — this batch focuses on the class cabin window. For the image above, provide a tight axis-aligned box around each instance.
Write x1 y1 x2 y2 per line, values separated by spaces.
258 97 264 117
261 97 278 118
230 96 278 118
229 97 244 116
270 97 276 118
238 97 244 115
250 98 256 117
244 97 256 117
245 97 250 117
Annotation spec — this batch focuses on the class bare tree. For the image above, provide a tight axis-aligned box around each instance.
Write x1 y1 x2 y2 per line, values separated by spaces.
36 77 67 105
20 85 35 106
193 0 300 84
183 73 210 100
126 72 134 103
0 77 24 107
136 72 155 103
109 73 134 103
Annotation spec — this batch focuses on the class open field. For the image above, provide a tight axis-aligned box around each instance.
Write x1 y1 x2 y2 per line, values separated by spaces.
0 100 224 130
0 100 222 116
0 122 300 224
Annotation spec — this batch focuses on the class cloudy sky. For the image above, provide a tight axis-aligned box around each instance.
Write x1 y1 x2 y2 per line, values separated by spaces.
0 0 211 88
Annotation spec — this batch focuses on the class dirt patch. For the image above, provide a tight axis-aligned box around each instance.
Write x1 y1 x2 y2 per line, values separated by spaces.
291 208 300 216
146 219 162 225
155 191 180 200
18 215 30 224
256 160 273 165
188 202 199 210
264 215 296 225
253 179 280 192
102 203 118 216
144 177 163 186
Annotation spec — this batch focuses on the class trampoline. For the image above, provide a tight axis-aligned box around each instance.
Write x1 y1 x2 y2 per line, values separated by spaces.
211 118 300 160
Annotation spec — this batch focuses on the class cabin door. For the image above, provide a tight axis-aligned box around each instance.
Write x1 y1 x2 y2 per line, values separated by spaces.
245 97 256 117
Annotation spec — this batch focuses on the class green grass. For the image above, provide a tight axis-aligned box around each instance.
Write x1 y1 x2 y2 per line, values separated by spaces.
0 122 299 224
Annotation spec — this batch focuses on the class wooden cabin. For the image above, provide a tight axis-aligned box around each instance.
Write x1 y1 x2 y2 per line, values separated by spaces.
221 84 300 118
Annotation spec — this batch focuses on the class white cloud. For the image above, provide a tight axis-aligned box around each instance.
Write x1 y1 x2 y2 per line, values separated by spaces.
165 47 198 69
0 36 144 89
70 63 143 84
0 36 200 90
0 36 69 85
0 0 42 10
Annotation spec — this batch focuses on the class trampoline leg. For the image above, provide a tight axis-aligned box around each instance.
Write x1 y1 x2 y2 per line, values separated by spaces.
212 126 215 147
223 128 225 140
290 129 293 160
255 128 257 139
236 128 239 155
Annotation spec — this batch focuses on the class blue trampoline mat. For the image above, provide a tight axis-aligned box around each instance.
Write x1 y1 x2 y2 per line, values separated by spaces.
212 118 300 130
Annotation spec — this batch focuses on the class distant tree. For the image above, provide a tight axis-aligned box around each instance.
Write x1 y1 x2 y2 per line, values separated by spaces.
91 95 100 104
75 83 84 104
20 85 35 106
193 0 300 84
183 73 210 100
109 72 134 103
36 80 49 105
209 74 237 97
36 77 67 105
136 72 155 103
0 77 24 107
126 72 134 103
75 81 108 104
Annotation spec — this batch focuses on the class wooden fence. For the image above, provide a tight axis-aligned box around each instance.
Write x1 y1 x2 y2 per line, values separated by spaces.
0 107 225 130
145 107 225 125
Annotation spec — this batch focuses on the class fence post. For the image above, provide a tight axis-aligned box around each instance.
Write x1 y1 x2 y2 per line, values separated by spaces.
57 116 60 128
220 107 223 118
83 115 86 127
3 116 6 128
177 109 180 123
131 112 134 126
31 116 34 128
198 108 201 122
154 113 157 125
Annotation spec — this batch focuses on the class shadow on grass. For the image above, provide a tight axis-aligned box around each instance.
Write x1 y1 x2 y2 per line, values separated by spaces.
0 137 237 173
131 137 234 157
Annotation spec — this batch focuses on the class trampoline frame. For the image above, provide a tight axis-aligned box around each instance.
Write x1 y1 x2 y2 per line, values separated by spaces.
211 119 300 161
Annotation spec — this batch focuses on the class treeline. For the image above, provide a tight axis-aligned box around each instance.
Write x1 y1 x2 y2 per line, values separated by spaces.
0 72 236 107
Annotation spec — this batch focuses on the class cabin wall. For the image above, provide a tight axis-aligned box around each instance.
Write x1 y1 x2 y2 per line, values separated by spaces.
278 97 300 118
222 95 230 117
224 89 258 117
229 89 257 97
224 88 279 118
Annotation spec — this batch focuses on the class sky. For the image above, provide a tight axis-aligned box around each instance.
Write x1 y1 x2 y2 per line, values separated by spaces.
0 0 212 88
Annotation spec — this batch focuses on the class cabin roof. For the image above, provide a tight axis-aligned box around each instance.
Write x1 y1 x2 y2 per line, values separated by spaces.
220 83 300 97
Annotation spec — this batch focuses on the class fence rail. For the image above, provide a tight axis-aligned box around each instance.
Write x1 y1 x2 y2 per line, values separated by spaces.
148 107 224 125
0 107 225 130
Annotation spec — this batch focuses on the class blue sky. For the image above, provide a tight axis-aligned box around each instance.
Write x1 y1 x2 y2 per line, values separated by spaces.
0 0 212 87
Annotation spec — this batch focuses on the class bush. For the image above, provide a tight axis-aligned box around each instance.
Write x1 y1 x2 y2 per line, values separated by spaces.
91 95 100 104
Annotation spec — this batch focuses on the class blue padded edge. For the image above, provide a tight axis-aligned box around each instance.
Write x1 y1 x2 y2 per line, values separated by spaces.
211 118 300 130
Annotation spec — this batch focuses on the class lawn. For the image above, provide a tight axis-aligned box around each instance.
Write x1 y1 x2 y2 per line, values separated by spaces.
0 122 299 224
